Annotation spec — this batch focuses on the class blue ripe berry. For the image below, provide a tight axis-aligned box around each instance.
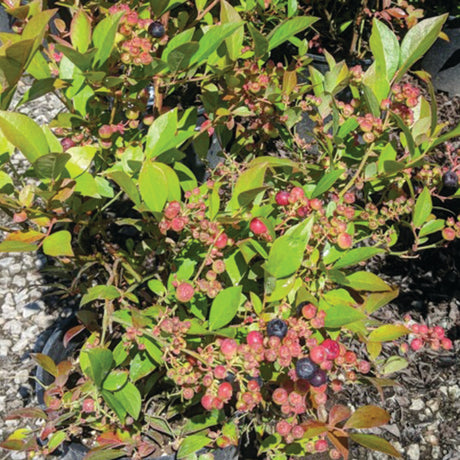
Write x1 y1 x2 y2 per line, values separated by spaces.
443 170 458 189
266 319 288 339
149 21 165 38
309 369 327 387
295 357 318 380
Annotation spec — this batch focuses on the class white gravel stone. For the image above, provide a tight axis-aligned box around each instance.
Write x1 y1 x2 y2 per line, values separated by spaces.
410 398 425 411
426 398 440 412
407 443 420 460
4 319 23 336
0 339 12 356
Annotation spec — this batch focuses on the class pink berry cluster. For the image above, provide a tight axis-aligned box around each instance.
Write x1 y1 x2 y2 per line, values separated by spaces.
97 123 126 149
357 113 384 143
274 187 355 250
402 316 452 352
108 4 154 66
441 216 460 242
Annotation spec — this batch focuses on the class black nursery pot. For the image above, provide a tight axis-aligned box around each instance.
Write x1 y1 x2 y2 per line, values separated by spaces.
35 319 238 460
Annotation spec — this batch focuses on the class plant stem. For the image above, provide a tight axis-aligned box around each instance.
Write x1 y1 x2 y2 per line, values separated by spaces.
339 143 375 197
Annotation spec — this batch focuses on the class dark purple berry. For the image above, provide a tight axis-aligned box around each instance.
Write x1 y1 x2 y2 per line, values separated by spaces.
295 357 318 380
149 21 165 38
309 369 327 387
267 319 288 339
443 170 458 190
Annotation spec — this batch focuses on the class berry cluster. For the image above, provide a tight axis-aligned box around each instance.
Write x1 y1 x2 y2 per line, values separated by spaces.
402 316 452 352
357 113 384 143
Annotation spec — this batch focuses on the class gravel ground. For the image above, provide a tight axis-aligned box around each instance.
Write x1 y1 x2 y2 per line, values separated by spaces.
0 82 459 460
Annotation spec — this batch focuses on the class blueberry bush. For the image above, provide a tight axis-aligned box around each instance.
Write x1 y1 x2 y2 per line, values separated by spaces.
0 0 458 459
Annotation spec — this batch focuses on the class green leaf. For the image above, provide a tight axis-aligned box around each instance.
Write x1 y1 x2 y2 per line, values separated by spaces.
344 271 391 292
363 288 399 314
80 285 120 306
350 434 402 458
80 348 113 387
174 161 198 192
139 161 180 213
182 411 223 436
190 22 244 66
221 0 244 61
248 23 268 59
42 231 74 257
0 240 37 252
267 16 318 51
65 145 97 178
47 431 67 452
368 325 410 342
129 351 157 382
111 382 141 419
265 218 313 279
333 247 384 270
419 219 445 237
397 14 448 80
167 42 199 72
177 434 210 459
103 371 128 392
209 286 243 330
107 170 141 206
413 187 432 228
381 356 408 375
323 305 367 328
70 9 91 53
33 153 70 180
344 405 390 429
227 162 267 210
83 450 125 460
31 353 58 377
145 108 196 158
370 19 399 80
311 169 344 198
0 111 49 162
92 12 124 67
162 29 195 62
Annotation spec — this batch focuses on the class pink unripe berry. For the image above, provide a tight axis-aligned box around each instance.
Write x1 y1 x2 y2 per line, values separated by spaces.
441 337 453 350
217 382 233 401
247 379 260 392
201 394 214 410
82 398 95 413
272 388 288 405
310 345 327 364
176 282 195 302
171 217 186 232
214 365 227 380
247 331 264 349
442 227 456 241
164 201 181 219
344 351 357 364
315 439 328 452
220 338 238 358
419 324 428 335
98 124 113 139
291 425 305 439
309 198 322 210
249 218 267 235
358 360 371 374
183 388 194 400
276 420 291 437
214 233 228 249
302 303 317 319
275 191 290 206
60 137 76 150
410 338 424 351
433 326 445 339
321 339 340 360
337 232 353 249
289 187 305 203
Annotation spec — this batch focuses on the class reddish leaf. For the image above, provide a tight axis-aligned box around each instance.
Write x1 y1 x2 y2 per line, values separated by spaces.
6 407 47 420
63 324 85 348
384 7 407 19
5 230 45 243
344 405 390 430
350 433 402 458
31 353 58 377
300 421 328 438
327 432 349 460
0 439 24 450
328 404 352 427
